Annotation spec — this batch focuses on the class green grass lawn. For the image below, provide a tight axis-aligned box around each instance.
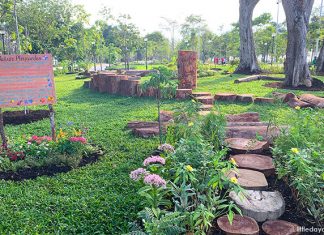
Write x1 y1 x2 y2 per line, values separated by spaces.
1 73 323 234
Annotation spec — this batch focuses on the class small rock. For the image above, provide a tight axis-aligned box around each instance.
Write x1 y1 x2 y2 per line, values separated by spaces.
217 215 259 235
231 154 275 176
237 94 254 103
255 97 275 104
226 113 260 122
196 96 214 105
214 93 237 102
226 169 268 190
262 220 300 235
230 190 285 222
225 138 269 154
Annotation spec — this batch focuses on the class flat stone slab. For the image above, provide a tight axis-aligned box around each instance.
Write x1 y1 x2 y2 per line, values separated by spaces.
217 215 259 235
226 169 268 190
225 138 269 154
230 190 285 222
196 96 214 105
227 122 268 127
127 121 159 129
192 92 212 97
262 220 300 235
199 104 214 111
255 97 275 104
215 93 237 102
225 126 281 143
226 112 260 122
231 154 275 176
236 94 254 103
299 94 324 108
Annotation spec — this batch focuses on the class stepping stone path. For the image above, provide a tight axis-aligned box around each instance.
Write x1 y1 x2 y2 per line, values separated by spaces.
192 92 212 97
226 112 260 122
231 154 275 177
225 138 269 154
199 104 214 111
226 169 268 190
196 96 214 105
229 190 285 222
176 89 192 99
236 94 254 103
217 215 259 235
262 220 300 235
255 97 275 104
215 93 237 101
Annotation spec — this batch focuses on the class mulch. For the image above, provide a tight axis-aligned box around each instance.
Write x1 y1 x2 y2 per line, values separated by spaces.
3 110 50 126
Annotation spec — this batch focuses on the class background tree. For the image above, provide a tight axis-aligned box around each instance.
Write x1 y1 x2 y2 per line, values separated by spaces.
235 0 261 74
282 0 314 87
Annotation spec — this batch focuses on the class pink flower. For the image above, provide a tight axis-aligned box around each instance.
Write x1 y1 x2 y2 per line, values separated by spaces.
158 143 175 153
144 174 167 188
143 156 165 166
69 137 87 144
130 168 148 181
29 136 52 144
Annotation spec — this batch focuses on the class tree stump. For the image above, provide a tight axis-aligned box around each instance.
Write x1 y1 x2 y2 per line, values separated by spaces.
176 89 192 99
196 96 214 105
178 50 198 89
236 94 254 103
217 215 259 235
262 220 300 235
215 93 238 102
192 92 212 97
230 190 285 222
225 126 281 143
226 169 268 190
119 79 140 96
254 97 275 104
225 138 269 154
226 113 260 123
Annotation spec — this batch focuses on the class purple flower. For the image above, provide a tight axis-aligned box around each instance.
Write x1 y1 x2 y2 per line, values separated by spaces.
143 156 166 166
130 168 148 181
144 174 167 188
158 143 175 153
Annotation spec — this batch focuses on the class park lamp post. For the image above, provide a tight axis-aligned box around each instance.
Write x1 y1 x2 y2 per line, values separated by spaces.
271 33 276 65
144 38 148 70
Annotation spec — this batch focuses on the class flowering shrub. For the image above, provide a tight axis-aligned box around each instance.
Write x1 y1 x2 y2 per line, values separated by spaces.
143 156 165 166
0 125 95 172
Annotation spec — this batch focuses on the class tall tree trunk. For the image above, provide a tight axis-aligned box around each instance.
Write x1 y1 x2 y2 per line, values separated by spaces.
316 41 324 74
282 0 314 87
235 0 261 74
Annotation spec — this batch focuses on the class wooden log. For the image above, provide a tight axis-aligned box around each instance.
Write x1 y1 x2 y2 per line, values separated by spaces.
119 79 140 96
234 75 284 84
178 50 198 89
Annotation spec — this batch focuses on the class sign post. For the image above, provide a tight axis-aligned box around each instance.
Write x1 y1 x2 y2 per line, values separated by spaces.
0 54 57 143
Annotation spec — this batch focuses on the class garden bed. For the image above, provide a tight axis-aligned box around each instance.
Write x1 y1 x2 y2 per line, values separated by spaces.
0 147 103 181
3 110 50 125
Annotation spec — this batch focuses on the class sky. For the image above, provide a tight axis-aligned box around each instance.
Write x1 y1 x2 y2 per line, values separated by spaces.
72 0 323 37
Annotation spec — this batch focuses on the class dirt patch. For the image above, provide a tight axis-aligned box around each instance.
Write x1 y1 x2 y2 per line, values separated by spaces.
3 110 50 126
264 80 324 91
0 148 104 181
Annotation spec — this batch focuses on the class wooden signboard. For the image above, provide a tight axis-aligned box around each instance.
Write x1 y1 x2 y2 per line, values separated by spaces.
0 54 57 146
0 54 56 108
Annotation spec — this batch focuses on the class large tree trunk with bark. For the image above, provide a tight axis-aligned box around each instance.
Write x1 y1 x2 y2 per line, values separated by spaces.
282 0 314 87
316 41 324 74
235 0 261 74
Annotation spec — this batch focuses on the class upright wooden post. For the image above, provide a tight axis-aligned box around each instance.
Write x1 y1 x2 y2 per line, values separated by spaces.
48 104 56 141
0 108 7 149
178 50 198 89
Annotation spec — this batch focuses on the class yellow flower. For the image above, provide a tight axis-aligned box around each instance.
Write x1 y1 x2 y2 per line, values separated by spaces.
230 158 237 166
10 99 15 103
48 96 55 102
230 177 238 184
291 148 299 154
57 129 66 139
295 106 301 110
73 129 82 137
185 165 194 172
192 99 196 103
188 122 194 127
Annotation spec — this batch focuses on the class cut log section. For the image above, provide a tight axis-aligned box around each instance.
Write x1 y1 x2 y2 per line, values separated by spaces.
254 97 275 104
214 93 237 102
226 112 260 122
226 169 268 190
217 215 259 235
236 94 254 103
262 220 300 235
299 94 324 108
199 104 214 111
176 89 192 99
192 92 212 97
231 154 275 176
230 190 285 222
196 96 214 105
225 138 269 154
127 121 159 129
227 122 268 127
225 126 281 143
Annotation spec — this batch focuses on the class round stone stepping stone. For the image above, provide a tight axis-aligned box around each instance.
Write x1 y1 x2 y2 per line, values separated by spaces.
231 154 275 176
199 104 214 111
196 96 214 105
230 190 285 222
225 138 269 154
215 93 237 102
192 92 212 97
237 94 254 103
217 215 259 235
262 220 300 235
226 112 260 122
255 97 275 104
226 169 268 190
